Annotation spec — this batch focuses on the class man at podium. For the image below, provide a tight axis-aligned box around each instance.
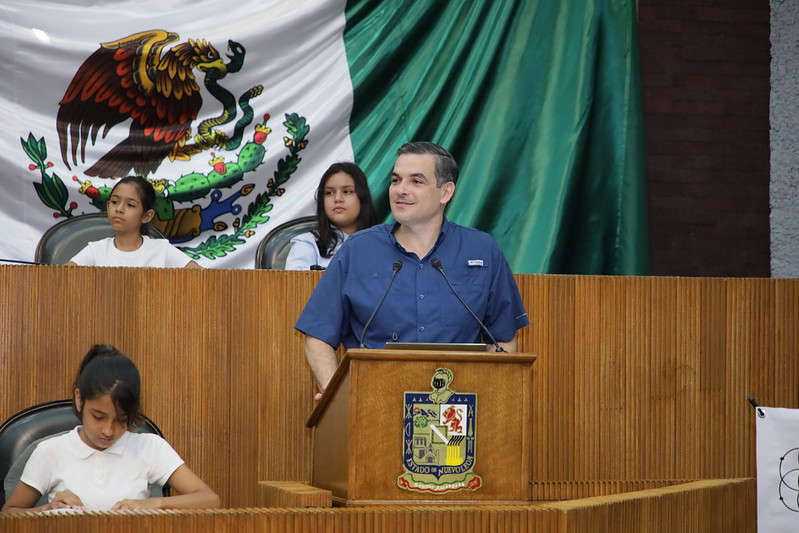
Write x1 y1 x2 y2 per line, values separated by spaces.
295 142 529 393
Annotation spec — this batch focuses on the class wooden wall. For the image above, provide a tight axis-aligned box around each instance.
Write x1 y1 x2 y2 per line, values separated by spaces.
0 266 795 508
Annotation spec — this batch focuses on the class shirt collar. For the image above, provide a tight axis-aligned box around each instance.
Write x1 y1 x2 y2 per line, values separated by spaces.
388 218 451 258
69 426 130 459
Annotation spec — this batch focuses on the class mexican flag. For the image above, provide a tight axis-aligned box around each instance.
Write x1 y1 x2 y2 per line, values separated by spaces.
0 0 647 273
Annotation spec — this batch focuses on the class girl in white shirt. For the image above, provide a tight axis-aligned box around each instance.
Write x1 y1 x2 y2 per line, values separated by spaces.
2 345 220 512
285 162 378 270
67 176 201 268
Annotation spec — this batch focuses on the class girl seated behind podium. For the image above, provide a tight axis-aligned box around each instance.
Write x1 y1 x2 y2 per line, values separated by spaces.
2 344 220 512
66 176 201 268
285 162 378 270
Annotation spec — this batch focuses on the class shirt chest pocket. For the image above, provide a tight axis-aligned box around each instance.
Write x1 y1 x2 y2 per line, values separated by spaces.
443 265 491 326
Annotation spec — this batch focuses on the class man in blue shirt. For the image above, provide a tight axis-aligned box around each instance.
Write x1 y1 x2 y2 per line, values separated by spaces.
295 142 529 394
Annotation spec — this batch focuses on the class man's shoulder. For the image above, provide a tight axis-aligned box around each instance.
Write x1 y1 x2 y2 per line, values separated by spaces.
347 223 392 245
445 220 499 246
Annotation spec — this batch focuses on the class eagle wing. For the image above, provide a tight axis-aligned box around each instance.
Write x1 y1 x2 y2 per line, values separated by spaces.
57 30 203 178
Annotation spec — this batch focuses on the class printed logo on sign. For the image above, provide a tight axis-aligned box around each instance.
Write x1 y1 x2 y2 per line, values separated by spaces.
397 368 482 494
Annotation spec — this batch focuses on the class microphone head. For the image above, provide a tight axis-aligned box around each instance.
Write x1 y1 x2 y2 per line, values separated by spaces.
393 260 403 272
431 258 442 271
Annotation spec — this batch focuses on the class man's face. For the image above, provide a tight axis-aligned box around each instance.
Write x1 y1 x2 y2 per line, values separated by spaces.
389 153 454 228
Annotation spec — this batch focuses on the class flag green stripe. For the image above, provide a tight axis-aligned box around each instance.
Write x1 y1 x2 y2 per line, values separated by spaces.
344 0 648 274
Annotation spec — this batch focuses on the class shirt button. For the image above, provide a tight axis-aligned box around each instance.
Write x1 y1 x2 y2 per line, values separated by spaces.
420 326 425 332
419 294 424 300
419 263 423 269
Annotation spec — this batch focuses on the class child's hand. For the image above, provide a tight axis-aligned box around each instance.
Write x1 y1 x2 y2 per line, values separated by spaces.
48 489 84 510
110 498 160 511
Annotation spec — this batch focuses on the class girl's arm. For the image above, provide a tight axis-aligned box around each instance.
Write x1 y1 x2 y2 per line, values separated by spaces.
2 482 83 513
110 464 220 510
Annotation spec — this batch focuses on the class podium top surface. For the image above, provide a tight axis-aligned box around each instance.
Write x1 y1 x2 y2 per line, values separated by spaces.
306 349 537 427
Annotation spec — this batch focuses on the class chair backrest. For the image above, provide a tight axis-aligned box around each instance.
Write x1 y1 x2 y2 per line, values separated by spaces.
254 216 317 269
35 213 167 265
0 399 167 505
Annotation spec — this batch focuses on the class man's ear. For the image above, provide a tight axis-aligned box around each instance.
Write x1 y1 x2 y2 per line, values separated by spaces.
440 181 455 205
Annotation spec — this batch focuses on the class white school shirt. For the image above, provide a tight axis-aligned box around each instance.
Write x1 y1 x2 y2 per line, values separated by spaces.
21 427 184 511
284 228 348 270
69 236 191 268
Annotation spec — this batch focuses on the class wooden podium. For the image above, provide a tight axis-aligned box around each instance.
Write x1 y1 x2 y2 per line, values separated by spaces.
306 348 537 506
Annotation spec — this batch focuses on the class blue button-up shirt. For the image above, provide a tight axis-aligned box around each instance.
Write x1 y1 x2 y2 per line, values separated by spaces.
295 219 529 349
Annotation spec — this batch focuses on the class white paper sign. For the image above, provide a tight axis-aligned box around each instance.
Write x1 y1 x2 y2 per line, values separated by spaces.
756 406 799 532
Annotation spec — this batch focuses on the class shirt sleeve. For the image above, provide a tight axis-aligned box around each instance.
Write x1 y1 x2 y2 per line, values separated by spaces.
162 242 193 268
483 241 530 342
140 434 185 486
19 442 56 496
294 244 348 347
68 243 97 266
285 233 320 270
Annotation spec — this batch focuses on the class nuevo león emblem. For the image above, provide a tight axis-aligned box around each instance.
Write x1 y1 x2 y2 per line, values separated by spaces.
397 368 482 493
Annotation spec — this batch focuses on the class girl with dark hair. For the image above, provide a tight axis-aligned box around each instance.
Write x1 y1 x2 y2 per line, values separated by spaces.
2 345 220 512
66 176 201 268
285 162 378 270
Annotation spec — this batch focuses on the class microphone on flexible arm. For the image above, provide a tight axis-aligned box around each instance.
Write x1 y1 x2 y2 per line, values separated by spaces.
431 257 505 352
359 259 403 348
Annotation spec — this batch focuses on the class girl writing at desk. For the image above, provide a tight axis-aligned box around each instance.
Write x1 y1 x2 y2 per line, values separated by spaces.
2 344 220 512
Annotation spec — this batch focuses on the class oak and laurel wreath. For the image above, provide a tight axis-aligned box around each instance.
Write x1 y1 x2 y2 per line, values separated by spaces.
22 134 76 218
22 112 311 261
180 113 310 260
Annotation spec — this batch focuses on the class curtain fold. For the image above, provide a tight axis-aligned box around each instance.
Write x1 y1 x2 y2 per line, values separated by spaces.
344 0 649 274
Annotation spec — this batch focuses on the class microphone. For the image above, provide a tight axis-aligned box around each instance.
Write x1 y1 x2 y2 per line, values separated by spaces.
431 257 504 352
359 260 403 348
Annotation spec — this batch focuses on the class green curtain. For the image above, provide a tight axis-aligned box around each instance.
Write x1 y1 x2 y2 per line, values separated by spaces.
343 0 648 275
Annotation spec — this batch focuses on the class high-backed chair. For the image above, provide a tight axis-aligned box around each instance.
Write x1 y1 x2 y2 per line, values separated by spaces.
35 213 167 265
0 399 168 505
254 216 317 269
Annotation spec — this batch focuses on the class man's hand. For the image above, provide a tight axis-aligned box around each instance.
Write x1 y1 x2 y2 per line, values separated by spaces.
486 336 517 352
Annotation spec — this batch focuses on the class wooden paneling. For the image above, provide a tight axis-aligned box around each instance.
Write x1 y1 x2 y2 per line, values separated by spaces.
0 266 796 511
312 350 536 504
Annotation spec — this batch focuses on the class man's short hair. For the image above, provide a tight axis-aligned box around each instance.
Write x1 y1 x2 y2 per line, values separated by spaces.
397 141 459 187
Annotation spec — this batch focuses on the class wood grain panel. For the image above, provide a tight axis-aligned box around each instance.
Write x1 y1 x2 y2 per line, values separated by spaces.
0 266 795 512
0 479 754 532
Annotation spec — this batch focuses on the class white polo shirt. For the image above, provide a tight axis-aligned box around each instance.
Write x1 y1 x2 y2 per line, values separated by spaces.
20 427 184 511
69 236 192 268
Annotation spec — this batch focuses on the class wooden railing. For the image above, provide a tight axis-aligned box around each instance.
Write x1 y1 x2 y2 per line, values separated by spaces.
0 479 755 532
0 266 794 509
